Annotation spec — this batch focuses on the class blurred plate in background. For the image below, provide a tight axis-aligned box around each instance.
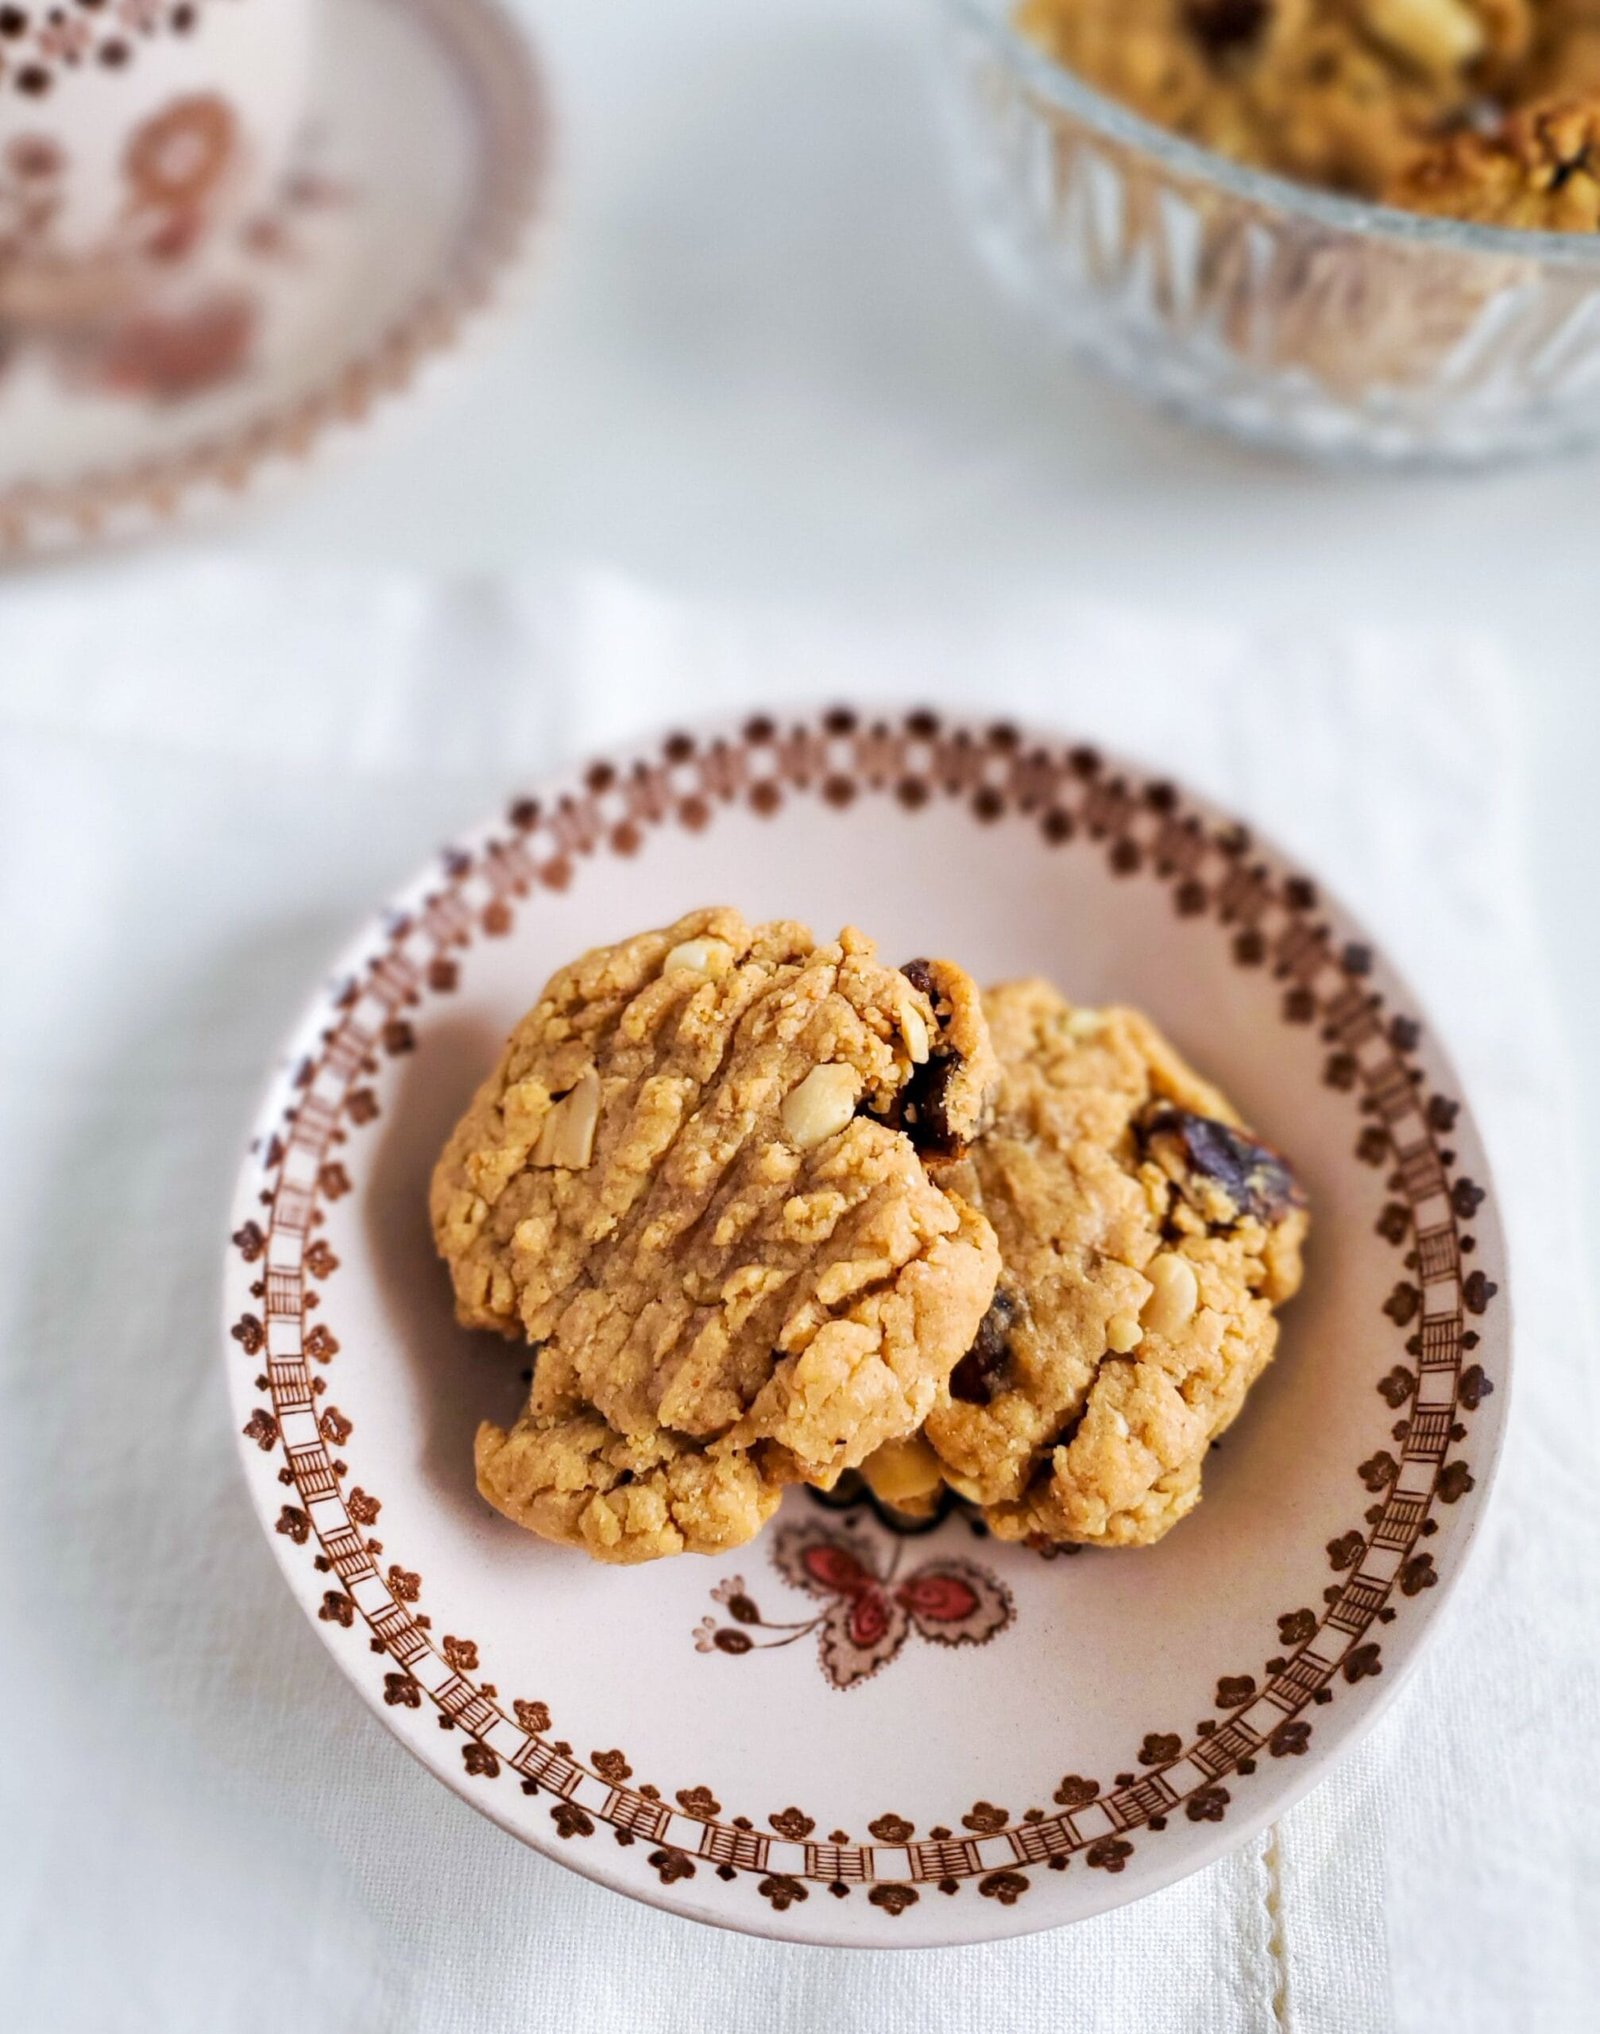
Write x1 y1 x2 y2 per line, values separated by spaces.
0 0 546 560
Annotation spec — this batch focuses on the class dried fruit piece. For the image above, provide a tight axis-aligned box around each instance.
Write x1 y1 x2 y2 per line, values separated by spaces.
894 958 1000 1158
1138 1104 1305 1228
950 1289 1021 1405
898 1053 965 1158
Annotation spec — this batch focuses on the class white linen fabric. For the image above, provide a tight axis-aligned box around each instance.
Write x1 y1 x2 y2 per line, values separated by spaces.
0 564 1594 2034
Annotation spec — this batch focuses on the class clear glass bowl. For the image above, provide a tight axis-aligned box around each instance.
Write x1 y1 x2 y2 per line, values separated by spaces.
933 0 1600 464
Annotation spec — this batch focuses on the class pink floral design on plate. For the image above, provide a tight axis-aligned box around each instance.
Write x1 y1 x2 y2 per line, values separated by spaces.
695 1524 1014 1691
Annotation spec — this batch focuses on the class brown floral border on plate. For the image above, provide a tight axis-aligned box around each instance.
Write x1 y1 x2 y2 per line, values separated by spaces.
229 708 1500 1919
0 0 238 100
0 0 546 553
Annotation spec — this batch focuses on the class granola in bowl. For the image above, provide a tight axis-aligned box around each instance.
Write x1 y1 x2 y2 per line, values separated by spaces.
1016 0 1600 229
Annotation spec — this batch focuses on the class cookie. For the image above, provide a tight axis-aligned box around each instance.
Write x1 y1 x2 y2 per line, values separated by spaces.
1385 93 1600 225
1016 0 1530 199
886 983 1307 1549
432 908 1001 1563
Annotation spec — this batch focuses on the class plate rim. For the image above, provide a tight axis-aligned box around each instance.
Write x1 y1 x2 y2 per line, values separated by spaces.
223 704 1512 1947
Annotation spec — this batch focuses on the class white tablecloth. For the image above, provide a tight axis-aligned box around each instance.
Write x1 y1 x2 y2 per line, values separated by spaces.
1 565 1595 2033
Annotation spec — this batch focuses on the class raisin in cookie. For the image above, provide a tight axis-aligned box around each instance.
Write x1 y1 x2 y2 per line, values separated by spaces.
888 983 1307 1549
431 909 1001 1563
1016 0 1530 199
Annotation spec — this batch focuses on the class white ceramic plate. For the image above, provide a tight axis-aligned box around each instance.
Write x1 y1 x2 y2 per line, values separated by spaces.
225 708 1509 1946
0 0 544 557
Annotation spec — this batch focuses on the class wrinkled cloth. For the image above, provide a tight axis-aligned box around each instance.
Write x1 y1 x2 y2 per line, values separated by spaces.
0 564 1594 2034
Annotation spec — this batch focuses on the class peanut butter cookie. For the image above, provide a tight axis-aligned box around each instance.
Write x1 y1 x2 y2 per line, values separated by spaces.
883 983 1307 1549
432 909 1001 1563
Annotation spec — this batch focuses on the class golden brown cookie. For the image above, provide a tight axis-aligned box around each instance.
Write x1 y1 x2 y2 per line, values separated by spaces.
432 909 1001 1563
889 984 1307 1549
1385 93 1600 225
1016 0 1530 198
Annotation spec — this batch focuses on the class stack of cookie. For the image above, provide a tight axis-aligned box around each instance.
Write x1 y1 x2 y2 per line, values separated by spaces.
431 909 1308 1564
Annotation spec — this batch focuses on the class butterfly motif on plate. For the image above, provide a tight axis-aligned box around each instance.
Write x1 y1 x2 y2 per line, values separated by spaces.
694 1522 1014 1691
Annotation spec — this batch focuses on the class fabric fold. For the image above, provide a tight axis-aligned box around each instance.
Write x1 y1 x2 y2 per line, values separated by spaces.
1 563 1592 2034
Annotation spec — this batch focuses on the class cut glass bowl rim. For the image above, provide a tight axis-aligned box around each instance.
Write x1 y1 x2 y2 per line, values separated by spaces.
942 0 1600 266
